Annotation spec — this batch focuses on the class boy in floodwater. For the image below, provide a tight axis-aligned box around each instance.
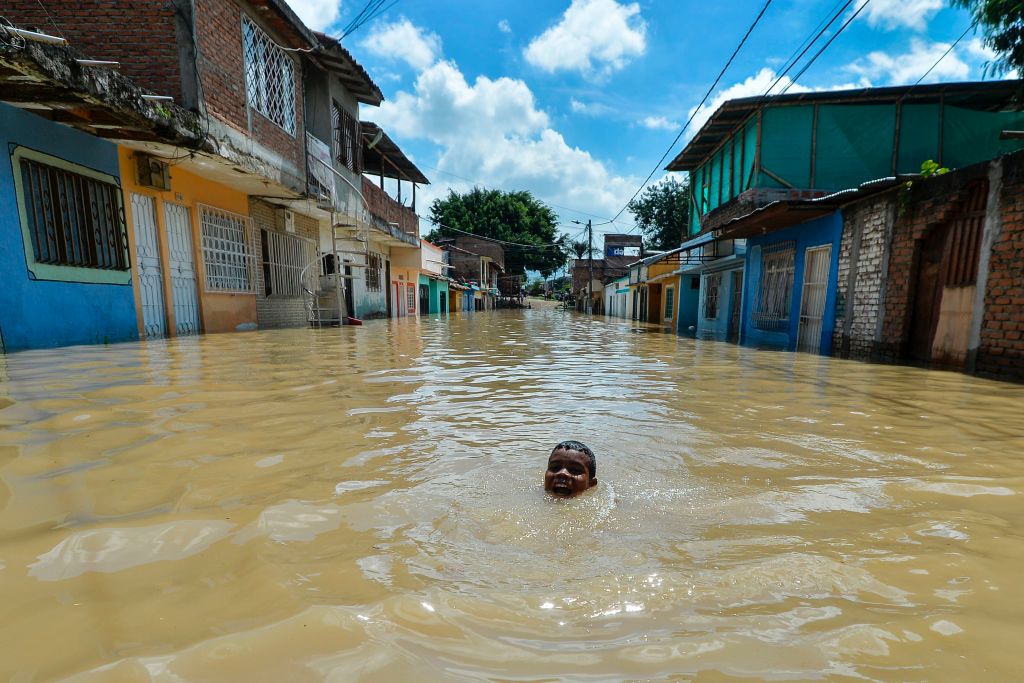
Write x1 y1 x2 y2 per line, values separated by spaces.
544 440 598 497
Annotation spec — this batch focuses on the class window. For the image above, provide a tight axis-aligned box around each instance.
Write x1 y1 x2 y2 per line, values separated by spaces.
703 272 721 320
242 15 296 135
260 229 316 297
365 252 382 292
18 156 128 273
664 285 675 319
752 241 796 331
332 102 361 173
200 204 255 292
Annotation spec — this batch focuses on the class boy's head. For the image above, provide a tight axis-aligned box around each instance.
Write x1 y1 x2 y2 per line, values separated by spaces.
544 440 597 497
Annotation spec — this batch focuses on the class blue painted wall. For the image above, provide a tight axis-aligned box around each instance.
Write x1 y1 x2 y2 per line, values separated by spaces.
740 212 842 354
0 103 138 352
676 274 701 337
697 262 744 341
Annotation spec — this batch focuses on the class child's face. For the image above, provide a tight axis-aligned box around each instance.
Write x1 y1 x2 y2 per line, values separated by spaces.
544 448 596 497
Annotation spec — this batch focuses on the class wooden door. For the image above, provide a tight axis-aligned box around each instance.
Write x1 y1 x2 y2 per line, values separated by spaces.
909 224 950 362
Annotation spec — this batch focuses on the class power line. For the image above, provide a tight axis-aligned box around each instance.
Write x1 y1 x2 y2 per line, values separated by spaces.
779 0 871 95
764 0 854 96
910 20 979 88
423 217 571 251
599 0 774 228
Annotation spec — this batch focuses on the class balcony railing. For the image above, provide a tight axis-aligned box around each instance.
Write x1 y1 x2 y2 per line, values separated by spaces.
362 177 418 237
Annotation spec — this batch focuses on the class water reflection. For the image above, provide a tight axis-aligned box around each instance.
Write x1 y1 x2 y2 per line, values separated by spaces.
0 309 1023 681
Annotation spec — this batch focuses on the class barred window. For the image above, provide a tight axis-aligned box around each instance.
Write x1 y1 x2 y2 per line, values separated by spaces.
200 204 255 292
365 252 382 292
19 157 128 271
260 229 317 298
752 242 795 331
332 102 361 173
406 282 416 312
242 15 296 135
703 272 721 320
664 285 675 319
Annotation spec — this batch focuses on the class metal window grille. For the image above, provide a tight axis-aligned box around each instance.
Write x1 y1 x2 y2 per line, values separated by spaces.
703 272 721 320
260 229 316 298
242 15 296 135
332 102 361 173
19 158 128 270
199 204 255 293
752 241 795 331
365 252 382 292
406 282 416 312
664 285 675 319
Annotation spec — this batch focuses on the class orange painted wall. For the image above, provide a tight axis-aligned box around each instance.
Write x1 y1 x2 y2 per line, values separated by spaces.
119 147 257 337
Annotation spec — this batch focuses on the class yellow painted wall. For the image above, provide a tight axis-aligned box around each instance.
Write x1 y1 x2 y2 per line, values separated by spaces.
119 148 257 337
390 265 419 317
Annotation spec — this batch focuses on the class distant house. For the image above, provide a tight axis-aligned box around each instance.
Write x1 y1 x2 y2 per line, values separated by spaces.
665 81 1024 355
440 236 505 310
571 233 643 312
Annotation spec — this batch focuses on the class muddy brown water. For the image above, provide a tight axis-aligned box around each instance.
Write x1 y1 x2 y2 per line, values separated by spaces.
1 310 1023 681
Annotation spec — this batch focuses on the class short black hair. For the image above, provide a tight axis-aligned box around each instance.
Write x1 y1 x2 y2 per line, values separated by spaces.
552 440 596 478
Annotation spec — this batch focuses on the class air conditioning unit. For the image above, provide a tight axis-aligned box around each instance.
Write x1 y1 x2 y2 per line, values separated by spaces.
278 208 295 233
135 154 170 190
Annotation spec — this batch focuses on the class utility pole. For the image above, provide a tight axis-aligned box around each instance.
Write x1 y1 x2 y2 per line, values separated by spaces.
587 219 594 314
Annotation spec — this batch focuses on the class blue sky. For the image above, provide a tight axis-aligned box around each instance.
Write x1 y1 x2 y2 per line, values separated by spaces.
289 0 1006 243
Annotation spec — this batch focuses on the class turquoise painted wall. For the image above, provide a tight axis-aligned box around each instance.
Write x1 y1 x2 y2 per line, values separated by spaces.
0 103 138 352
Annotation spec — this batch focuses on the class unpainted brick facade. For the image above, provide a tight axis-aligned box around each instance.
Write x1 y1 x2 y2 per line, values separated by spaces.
250 200 319 329
6 0 306 181
833 151 1024 382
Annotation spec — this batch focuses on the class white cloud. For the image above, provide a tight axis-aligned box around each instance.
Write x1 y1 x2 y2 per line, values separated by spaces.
374 60 637 221
359 18 442 71
570 98 614 116
524 0 646 78
640 116 679 131
288 0 342 31
687 68 810 139
846 39 970 85
498 19 512 34
964 37 996 62
858 0 943 31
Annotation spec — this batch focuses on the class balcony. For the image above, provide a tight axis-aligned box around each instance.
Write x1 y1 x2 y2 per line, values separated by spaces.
363 177 418 238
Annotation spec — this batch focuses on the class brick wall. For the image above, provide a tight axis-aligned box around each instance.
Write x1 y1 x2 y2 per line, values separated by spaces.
832 196 894 360
250 200 319 328
976 153 1024 380
194 0 305 173
876 164 992 363
4 0 182 99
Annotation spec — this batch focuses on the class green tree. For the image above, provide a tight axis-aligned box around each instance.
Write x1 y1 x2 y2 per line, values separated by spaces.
951 1 1024 75
569 239 589 259
627 177 690 251
424 188 566 277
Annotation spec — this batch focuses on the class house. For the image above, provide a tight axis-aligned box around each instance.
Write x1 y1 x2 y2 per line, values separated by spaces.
624 250 683 327
403 239 450 315
571 233 643 312
442 236 504 310
0 40 206 351
603 275 631 319
666 81 1024 354
830 151 1024 380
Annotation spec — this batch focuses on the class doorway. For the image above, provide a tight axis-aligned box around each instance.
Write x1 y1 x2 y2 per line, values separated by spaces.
419 284 430 315
797 245 832 354
131 193 167 339
162 202 200 336
439 291 447 314
728 269 743 343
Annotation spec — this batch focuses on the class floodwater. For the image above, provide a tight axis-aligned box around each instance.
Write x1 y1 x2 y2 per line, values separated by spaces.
1 310 1023 682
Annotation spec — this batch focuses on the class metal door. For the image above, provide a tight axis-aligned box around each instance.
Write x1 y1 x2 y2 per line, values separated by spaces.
728 269 743 343
162 202 201 336
131 193 167 339
797 245 832 354
419 284 430 315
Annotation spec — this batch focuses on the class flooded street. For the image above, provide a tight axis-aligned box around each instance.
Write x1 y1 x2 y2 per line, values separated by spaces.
1 309 1023 682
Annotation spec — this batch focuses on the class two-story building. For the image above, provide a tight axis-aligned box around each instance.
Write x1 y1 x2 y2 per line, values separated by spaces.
666 81 1024 355
442 236 505 310
572 233 643 312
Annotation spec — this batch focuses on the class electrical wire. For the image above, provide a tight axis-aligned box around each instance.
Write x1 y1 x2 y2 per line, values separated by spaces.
598 0 774 229
763 0 854 96
423 217 573 251
910 20 980 89
779 0 872 95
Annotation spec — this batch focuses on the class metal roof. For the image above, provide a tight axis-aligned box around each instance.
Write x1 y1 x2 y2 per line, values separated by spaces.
313 32 384 106
361 122 430 184
668 80 1024 172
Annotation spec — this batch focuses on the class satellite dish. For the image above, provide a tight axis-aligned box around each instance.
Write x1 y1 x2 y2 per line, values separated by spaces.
366 130 384 150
